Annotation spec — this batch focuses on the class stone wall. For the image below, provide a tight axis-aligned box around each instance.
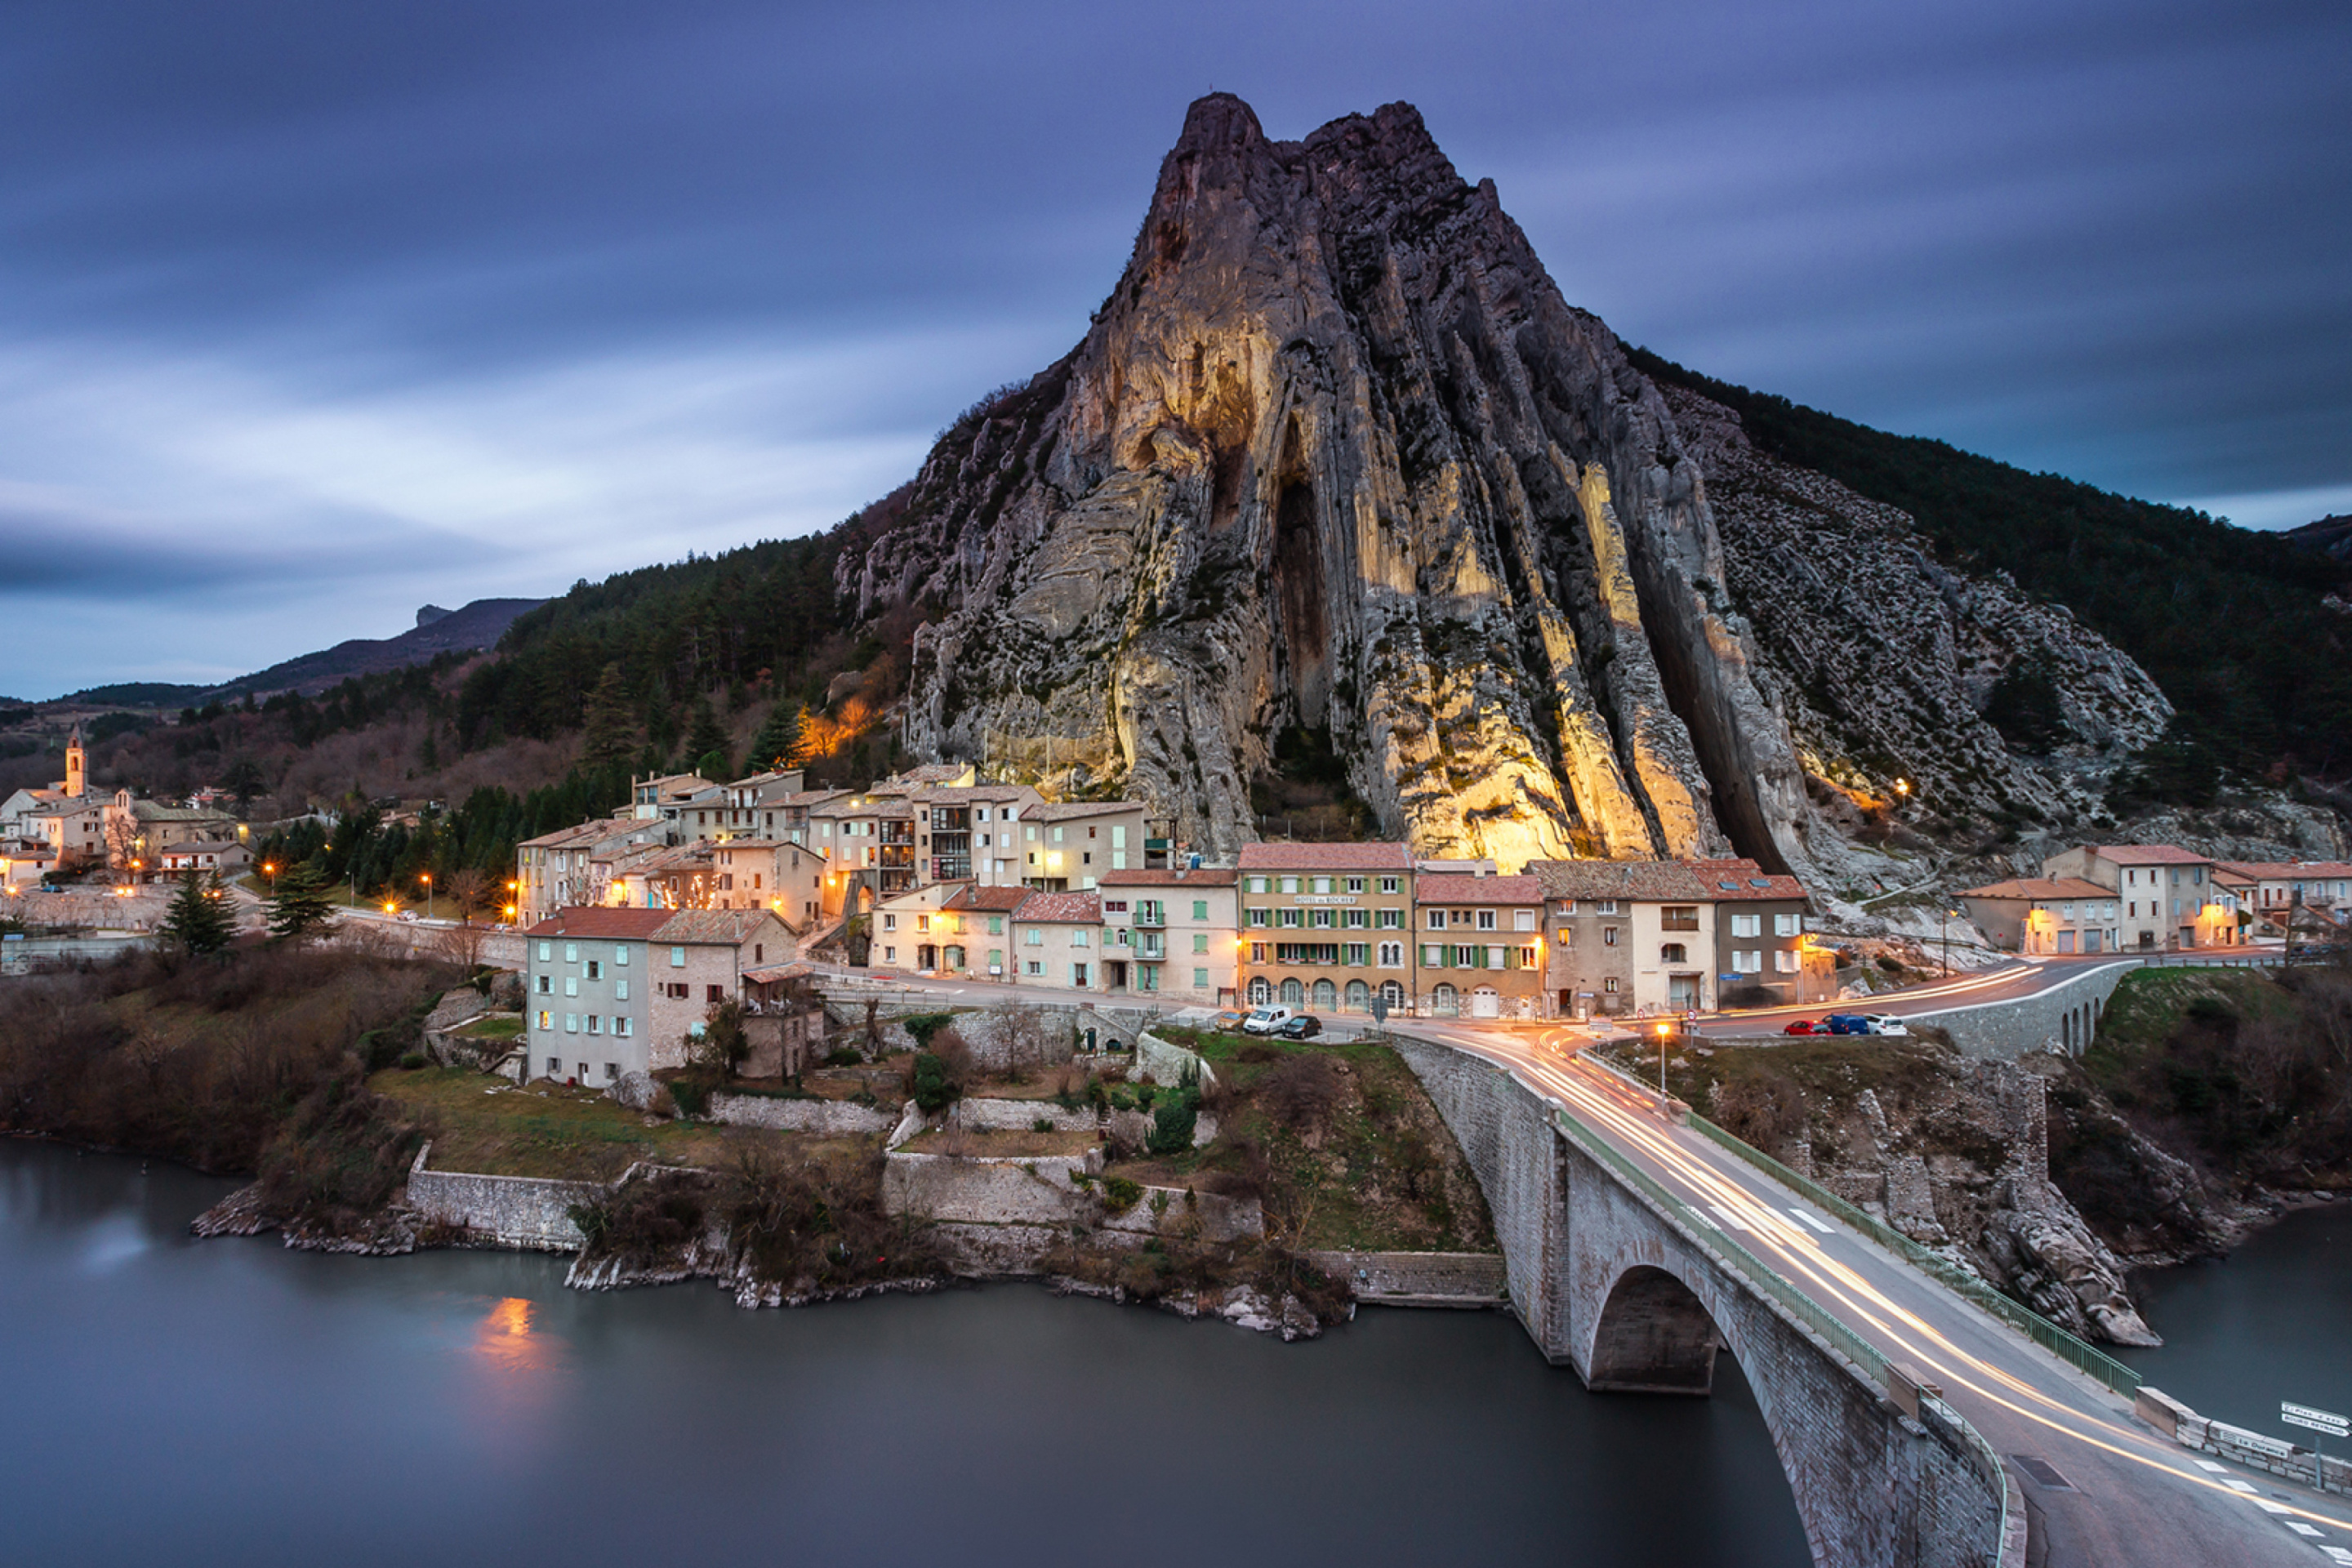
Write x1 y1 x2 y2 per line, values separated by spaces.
821 994 1160 1070
949 1098 1101 1134
1134 1031 1219 1090
1905 960 2138 1060
1304 1250 1508 1306
1102 1186 1263 1246
2137 1387 2352 1495
401 1143 597 1251
705 1092 896 1137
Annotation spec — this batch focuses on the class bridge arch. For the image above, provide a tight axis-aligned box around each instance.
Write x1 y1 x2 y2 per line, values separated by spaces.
1588 1263 1722 1394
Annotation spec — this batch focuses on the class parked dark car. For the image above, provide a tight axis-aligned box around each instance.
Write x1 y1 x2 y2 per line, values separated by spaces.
1824 1013 1873 1035
1274 1014 1322 1040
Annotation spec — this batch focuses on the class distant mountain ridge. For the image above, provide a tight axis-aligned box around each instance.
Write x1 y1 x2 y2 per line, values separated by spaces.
2286 514 2352 564
55 597 545 706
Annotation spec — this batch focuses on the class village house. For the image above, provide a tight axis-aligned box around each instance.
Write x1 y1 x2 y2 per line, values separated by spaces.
1957 877 2119 955
707 838 826 928
1018 800 1149 890
706 768 809 840
103 791 240 882
523 905 797 1085
1236 842 1414 1014
514 817 665 924
608 840 715 911
1414 873 1546 1018
1098 866 1240 1004
158 840 254 877
1010 889 1104 989
1688 858 1830 1004
867 881 972 973
0 725 91 838
2214 861 2352 936
1528 860 1717 1018
870 883 1030 979
2041 844 2238 950
908 784 1045 885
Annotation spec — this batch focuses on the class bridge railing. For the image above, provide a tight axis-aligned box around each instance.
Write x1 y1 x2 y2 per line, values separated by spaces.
1682 1111 2145 1398
1552 1108 2018 1568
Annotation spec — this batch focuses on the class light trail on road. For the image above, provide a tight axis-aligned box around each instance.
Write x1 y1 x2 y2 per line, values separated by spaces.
1426 1021 2352 1544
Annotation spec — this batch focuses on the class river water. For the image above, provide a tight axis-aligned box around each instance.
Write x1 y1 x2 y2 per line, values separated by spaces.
0 1140 1811 1567
2118 1200 2352 1443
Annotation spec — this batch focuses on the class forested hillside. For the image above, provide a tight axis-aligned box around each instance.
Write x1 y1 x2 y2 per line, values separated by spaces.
1632 350 2352 782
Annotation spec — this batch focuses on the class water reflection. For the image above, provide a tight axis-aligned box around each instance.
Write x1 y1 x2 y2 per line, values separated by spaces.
0 1139 1813 1567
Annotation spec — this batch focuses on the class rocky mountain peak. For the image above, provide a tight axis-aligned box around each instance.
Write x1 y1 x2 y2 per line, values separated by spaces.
837 96 2169 875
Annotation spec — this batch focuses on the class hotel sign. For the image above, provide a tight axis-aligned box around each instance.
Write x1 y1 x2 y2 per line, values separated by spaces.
1295 894 1360 906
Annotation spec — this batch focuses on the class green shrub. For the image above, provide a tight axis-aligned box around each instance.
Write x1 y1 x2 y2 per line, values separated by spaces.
399 1051 428 1071
911 1051 960 1114
1031 1117 1054 1133
902 1013 956 1051
1146 1089 1199 1156
823 1047 866 1067
668 1079 707 1118
1102 1176 1143 1212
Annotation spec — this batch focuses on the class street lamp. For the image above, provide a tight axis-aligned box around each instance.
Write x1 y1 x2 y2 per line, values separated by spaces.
1655 1019 1673 1102
420 872 433 921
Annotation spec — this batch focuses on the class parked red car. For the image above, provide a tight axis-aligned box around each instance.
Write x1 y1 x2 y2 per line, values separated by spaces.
1781 1018 1829 1036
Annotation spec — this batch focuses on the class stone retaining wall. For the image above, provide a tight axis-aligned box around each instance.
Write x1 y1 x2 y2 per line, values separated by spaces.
949 1098 1101 1134
1305 1250 1508 1306
705 1093 896 1137
401 1143 598 1251
1134 1031 1219 1090
2136 1388 2352 1494
1905 960 2139 1061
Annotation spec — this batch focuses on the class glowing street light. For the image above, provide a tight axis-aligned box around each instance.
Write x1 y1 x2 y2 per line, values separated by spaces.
420 871 434 921
1655 1019 1673 1102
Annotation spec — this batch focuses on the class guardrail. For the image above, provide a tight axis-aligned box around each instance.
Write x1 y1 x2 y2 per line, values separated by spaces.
1550 1107 2016 1566
1682 1111 2144 1397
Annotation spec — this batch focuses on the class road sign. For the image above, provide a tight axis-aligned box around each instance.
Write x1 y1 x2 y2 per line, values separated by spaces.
2284 1402 2350 1437
1370 996 1388 1023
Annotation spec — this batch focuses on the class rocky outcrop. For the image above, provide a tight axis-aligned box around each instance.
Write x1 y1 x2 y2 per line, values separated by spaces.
1664 384 2173 843
1713 1045 2163 1343
835 93 2176 876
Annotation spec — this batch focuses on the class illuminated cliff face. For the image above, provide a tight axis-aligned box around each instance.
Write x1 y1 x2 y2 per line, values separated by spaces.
836 95 2167 873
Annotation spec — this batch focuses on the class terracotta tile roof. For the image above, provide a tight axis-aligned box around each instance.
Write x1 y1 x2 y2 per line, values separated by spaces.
1236 841 1414 871
1682 858 1811 901
1023 800 1145 821
2082 843 2212 865
784 789 853 808
2216 861 2352 880
942 884 1033 911
1414 874 1544 904
652 908 785 946
528 906 675 940
1014 891 1101 924
1526 858 1712 902
907 785 1039 805
1958 878 2114 901
1097 867 1239 886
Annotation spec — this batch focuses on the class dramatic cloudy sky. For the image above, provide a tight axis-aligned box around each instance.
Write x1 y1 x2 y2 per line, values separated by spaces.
4 0 2345 699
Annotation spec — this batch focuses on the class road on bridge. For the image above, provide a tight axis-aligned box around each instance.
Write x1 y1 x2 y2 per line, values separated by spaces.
1401 1016 2352 1568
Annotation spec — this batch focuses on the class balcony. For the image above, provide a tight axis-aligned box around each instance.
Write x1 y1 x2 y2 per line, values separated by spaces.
1134 906 1165 928
1138 937 1166 960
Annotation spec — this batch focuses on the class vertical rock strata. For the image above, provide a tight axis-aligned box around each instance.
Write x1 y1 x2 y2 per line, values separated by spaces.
840 95 2166 871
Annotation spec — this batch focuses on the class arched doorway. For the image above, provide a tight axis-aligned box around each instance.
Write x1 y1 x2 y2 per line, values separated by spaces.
1312 978 1338 1011
1247 975 1271 1005
1379 979 1405 1011
1280 978 1304 1007
1432 983 1459 1017
1343 979 1370 1013
1588 1263 1722 1395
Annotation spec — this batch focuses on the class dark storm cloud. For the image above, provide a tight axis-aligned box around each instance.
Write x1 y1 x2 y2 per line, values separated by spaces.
3 0 2346 696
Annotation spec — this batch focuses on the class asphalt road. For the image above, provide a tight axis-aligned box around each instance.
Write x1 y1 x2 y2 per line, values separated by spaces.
1401 1016 2352 1568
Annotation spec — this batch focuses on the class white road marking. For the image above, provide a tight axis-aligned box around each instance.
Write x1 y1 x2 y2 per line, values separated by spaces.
2322 1546 2352 1565
2256 1499 2292 1513
2287 1521 2323 1536
1788 1208 1834 1234
1709 1205 1753 1231
2195 1460 2230 1473
2223 1479 2258 1493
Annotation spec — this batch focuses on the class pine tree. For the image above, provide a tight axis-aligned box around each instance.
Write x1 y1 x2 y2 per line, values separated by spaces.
746 702 804 773
267 862 338 942
162 869 234 956
684 697 730 778
578 663 638 771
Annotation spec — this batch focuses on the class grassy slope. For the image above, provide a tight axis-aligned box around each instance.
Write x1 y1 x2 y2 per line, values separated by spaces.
1135 1027 1498 1253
